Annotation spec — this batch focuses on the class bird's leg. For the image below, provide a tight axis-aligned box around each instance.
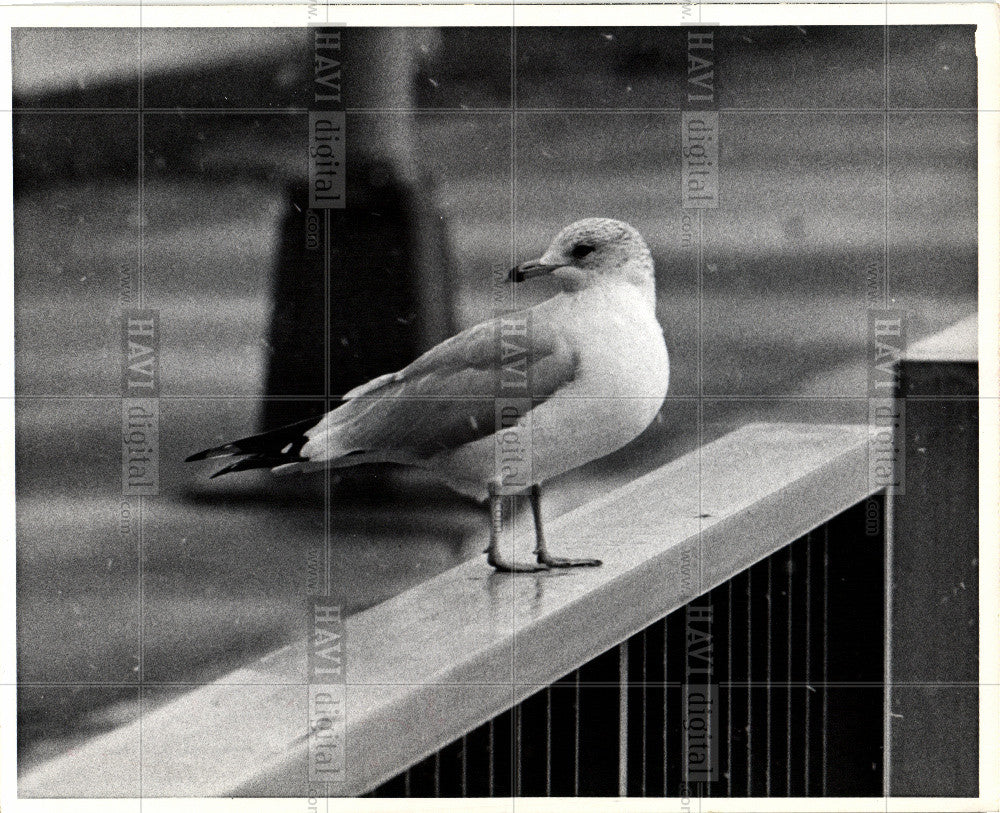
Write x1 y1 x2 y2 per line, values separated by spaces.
486 482 548 573
531 484 602 568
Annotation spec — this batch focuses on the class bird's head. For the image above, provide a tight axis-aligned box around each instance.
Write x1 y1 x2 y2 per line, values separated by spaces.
509 218 655 294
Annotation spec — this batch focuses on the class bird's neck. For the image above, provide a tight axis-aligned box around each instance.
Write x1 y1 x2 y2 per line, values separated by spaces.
570 274 657 312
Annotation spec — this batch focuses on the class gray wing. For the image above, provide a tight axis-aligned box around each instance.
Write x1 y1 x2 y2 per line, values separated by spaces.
302 311 578 462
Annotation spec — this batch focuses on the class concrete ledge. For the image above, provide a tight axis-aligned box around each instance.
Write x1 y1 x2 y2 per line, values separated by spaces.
19 421 878 797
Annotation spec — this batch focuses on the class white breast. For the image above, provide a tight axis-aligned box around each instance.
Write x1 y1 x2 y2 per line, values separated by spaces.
528 282 669 477
431 280 669 499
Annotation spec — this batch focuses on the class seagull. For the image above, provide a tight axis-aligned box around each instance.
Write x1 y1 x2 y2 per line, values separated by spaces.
187 218 669 572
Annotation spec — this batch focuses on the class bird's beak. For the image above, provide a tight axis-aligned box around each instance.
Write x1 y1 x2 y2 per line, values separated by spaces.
508 260 561 283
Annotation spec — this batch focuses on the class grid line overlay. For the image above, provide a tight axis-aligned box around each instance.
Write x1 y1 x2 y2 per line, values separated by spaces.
10 17 981 802
7 107 991 113
136 13 145 808
881 9 892 809
508 15 518 805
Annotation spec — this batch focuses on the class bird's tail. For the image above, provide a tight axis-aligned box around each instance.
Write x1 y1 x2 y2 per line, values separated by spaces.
185 416 321 479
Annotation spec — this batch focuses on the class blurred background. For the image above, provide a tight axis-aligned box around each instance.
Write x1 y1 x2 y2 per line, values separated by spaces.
14 26 977 768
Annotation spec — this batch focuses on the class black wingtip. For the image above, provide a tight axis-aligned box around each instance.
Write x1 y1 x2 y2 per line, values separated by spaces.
187 415 321 477
185 443 241 463
208 456 264 478
208 454 307 479
208 459 246 478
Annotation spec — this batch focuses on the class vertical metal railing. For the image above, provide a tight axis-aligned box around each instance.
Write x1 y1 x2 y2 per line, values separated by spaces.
368 496 886 798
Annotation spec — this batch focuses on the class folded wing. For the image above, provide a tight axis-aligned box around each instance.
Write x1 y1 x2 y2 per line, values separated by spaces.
301 312 579 464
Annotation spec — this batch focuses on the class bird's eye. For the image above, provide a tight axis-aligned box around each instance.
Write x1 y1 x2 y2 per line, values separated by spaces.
570 243 596 260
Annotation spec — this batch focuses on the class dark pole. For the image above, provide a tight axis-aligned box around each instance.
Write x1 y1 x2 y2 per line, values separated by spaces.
263 28 454 430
